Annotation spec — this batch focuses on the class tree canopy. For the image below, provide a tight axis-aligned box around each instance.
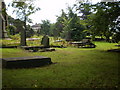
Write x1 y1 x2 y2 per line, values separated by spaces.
7 0 120 43
75 1 120 42
10 0 40 46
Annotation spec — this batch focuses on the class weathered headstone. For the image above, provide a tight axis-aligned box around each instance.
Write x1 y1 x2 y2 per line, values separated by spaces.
41 35 49 47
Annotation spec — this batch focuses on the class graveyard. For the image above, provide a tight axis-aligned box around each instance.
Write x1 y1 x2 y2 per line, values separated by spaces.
1 39 119 88
1 0 120 89
1 29 119 88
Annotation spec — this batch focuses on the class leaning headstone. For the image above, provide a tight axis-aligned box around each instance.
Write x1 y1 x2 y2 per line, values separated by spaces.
41 35 50 47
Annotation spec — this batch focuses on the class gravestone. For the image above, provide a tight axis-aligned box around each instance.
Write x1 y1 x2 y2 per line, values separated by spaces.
41 35 50 48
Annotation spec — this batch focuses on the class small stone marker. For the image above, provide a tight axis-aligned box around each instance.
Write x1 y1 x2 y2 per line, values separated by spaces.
41 35 50 47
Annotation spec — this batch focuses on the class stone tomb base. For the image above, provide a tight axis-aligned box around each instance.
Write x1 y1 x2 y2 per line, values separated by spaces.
2 56 52 68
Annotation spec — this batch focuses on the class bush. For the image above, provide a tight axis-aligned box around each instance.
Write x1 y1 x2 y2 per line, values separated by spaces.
31 35 41 38
6 25 17 36
2 40 20 46
10 34 20 40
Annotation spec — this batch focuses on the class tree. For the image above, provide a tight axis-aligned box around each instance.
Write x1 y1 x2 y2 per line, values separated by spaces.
49 23 55 36
75 1 95 39
89 2 120 41
10 0 40 46
54 9 67 39
40 20 51 35
76 1 120 41
75 1 92 20
26 24 35 38
60 7 86 41
6 25 16 36
8 16 24 34
112 16 120 43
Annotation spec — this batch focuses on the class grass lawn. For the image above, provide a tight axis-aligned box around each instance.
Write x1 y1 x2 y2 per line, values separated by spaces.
1 41 119 88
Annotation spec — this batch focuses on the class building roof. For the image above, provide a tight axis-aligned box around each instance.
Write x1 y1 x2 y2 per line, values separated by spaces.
31 24 41 30
32 24 40 27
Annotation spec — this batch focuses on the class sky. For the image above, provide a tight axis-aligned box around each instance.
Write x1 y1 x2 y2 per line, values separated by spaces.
4 0 101 25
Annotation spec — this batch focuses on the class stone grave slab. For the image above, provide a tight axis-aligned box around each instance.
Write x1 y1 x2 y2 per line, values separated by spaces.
40 48 55 52
2 56 52 68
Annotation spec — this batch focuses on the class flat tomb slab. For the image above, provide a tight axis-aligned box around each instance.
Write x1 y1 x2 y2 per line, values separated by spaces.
2 56 52 68
0 46 18 48
20 46 50 50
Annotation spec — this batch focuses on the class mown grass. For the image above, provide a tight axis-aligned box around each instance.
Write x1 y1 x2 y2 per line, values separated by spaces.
1 42 119 88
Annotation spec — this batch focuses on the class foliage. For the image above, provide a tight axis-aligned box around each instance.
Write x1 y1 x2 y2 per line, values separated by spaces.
2 40 20 46
6 25 17 36
2 34 20 46
11 1 40 23
40 20 51 35
66 7 86 41
26 25 35 38
112 32 120 43
75 1 120 42
31 35 42 38
8 16 25 35
7 16 34 38
10 0 40 46
75 1 92 20
9 34 20 40
112 16 120 43
49 23 55 36
56 7 86 41
90 2 120 42
54 10 67 38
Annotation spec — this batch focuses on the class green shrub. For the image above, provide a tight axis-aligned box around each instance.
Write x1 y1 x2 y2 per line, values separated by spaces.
118 41 120 45
2 40 20 46
10 34 20 40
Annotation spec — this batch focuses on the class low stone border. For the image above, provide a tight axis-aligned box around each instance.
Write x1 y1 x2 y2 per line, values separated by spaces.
115 45 120 47
107 49 120 53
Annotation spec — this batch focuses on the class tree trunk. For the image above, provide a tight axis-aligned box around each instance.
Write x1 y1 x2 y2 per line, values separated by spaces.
20 29 26 46
20 15 27 46
92 34 95 41
106 36 110 42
